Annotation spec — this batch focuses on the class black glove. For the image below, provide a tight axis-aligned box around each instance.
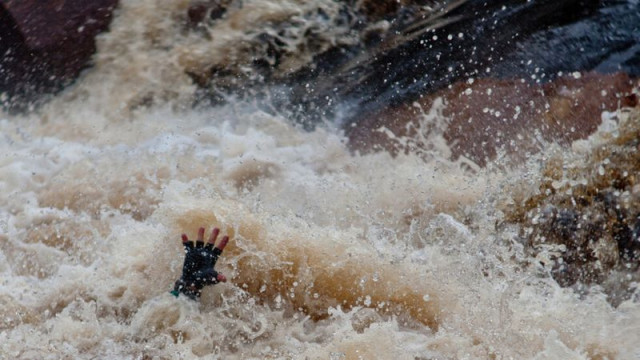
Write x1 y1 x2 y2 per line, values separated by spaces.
171 227 229 300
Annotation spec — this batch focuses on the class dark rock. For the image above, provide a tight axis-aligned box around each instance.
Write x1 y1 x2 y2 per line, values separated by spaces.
0 0 117 109
187 0 231 27
622 93 638 108
171 1 637 133
503 112 640 305
268 0 640 131
0 4 38 105
187 3 210 25
285 0 609 119
186 0 639 132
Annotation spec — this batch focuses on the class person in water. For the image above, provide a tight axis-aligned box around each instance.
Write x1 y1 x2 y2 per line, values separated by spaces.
171 226 229 300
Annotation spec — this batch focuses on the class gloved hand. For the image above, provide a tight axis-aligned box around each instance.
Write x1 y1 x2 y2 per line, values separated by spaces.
171 226 229 300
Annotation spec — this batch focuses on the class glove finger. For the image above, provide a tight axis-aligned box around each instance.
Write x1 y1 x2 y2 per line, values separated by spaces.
206 227 220 250
216 273 227 283
182 234 193 249
196 227 205 248
216 236 229 251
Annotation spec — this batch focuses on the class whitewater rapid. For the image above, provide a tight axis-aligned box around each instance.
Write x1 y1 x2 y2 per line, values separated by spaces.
2 98 639 359
1 0 639 359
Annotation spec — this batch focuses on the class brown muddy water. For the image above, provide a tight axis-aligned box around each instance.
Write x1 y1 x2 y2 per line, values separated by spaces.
1 1 639 359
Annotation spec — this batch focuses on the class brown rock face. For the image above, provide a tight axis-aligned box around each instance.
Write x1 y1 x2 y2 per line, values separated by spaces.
0 0 117 107
348 72 637 166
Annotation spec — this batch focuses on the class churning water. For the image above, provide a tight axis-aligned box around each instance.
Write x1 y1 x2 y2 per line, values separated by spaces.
1 1 639 359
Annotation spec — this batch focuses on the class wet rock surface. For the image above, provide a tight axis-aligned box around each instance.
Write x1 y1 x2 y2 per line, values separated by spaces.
283 0 640 124
177 0 640 135
187 0 232 26
2 0 638 122
0 0 117 109
503 107 640 306
348 72 637 166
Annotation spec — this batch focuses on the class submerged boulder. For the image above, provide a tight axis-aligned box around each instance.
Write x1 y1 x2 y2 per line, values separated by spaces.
503 107 640 306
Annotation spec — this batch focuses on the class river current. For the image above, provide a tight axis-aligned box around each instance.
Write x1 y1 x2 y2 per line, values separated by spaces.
1 1 639 359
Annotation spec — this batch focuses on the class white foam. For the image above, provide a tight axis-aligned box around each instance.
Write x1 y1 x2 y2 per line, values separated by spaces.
1 0 638 358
